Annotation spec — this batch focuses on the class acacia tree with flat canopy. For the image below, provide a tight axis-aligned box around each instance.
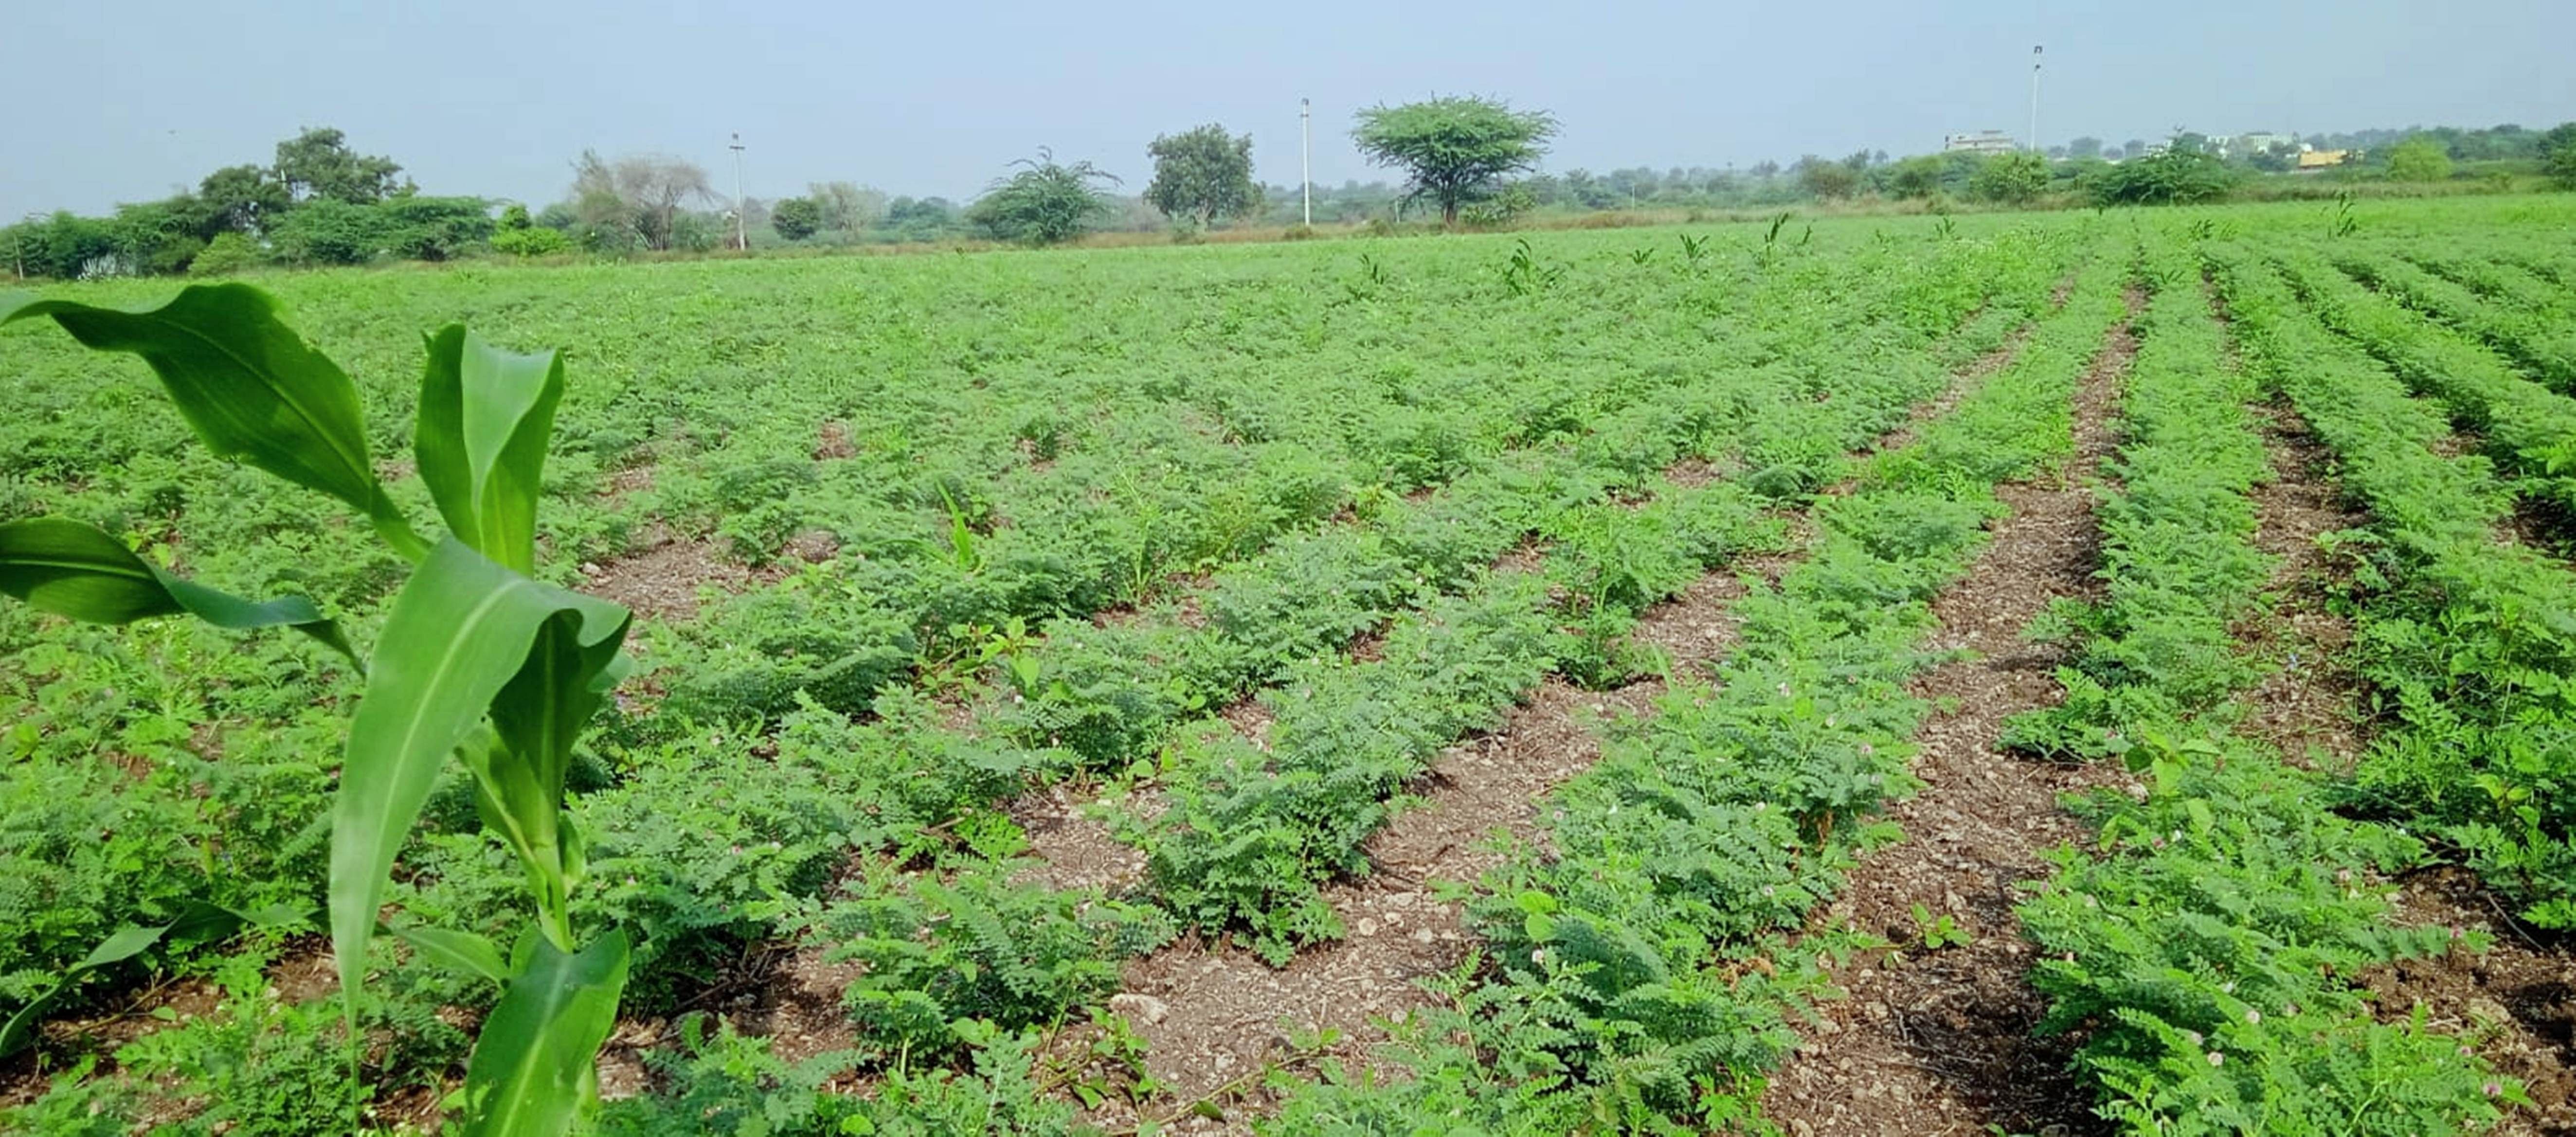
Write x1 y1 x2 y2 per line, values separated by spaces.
1351 96 1558 226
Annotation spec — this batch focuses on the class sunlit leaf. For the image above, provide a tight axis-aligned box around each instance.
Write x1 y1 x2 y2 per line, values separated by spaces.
461 930 630 1137
0 516 355 660
416 325 564 574
0 901 251 1057
0 285 424 558
388 924 510 985
329 539 629 1029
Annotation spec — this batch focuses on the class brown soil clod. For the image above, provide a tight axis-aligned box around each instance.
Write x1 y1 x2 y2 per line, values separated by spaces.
1763 290 2144 1137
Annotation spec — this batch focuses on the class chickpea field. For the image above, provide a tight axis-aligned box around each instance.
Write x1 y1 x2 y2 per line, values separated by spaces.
3 196 2574 1135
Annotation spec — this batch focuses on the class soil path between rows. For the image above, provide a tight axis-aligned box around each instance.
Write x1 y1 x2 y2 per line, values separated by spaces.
1762 288 2143 1136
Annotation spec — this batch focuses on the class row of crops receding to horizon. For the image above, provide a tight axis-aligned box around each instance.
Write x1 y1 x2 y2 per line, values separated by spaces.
2 195 2574 1135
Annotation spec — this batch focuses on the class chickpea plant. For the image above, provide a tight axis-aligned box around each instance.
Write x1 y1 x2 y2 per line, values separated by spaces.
0 284 634 1136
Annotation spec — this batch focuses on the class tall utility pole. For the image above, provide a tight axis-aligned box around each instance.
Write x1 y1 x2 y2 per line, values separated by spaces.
729 133 747 251
1300 98 1312 227
2028 45 2043 152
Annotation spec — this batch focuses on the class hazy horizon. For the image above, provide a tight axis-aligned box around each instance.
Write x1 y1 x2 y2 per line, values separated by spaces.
6 0 2572 219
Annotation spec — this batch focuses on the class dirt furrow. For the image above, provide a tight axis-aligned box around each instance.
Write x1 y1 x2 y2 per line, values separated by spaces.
1082 579 1746 1133
2234 397 2371 769
1762 292 2142 1137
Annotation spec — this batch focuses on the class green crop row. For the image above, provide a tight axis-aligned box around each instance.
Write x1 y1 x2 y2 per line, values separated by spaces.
1104 234 2084 959
0 232 1944 1002
2273 246 2576 519
0 225 2077 1132
1259 235 2131 1132
1136 485 1779 961
2006 241 2270 755
2006 235 2511 1134
2209 246 2576 929
2340 246 2576 393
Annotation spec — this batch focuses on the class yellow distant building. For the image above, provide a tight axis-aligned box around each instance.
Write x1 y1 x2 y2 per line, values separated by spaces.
2296 150 2350 170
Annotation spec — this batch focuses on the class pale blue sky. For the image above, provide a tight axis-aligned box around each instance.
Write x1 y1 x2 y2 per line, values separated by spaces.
4 0 2571 217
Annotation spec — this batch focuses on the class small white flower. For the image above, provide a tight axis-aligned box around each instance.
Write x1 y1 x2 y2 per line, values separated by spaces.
2245 1009 2260 1025
2207 1051 2224 1067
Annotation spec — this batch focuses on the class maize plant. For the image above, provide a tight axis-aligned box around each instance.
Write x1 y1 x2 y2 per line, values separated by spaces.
0 284 632 1136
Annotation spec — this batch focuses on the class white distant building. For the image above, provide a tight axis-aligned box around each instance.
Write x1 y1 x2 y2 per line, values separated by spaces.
2235 131 2296 153
1944 131 2019 155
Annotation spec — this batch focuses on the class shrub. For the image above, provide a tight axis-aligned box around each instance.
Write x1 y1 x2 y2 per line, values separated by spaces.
1970 152 2050 204
490 225 571 258
2384 135 2454 182
771 196 824 241
187 231 262 276
2090 147 2241 206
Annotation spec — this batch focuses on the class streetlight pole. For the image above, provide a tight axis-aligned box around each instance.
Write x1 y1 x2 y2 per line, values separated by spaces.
729 132 747 251
2028 45 2043 152
1300 98 1312 228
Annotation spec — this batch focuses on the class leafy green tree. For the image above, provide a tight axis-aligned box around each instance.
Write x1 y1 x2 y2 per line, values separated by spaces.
107 199 209 275
2542 122 2576 188
198 164 292 235
491 226 571 257
2385 135 2454 182
267 199 389 266
884 195 957 232
11 212 117 280
771 196 824 241
2089 145 2241 206
497 203 534 232
1969 152 2050 204
1351 96 1558 225
272 127 409 205
1792 155 1858 200
1885 155 1947 198
187 231 262 276
1144 124 1261 228
376 196 493 261
966 149 1118 245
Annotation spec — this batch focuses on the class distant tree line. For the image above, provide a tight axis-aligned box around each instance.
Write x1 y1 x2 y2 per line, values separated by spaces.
6 127 490 279
10 114 2575 280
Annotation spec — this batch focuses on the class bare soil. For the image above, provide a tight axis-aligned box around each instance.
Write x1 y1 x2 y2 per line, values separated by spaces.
2236 398 2372 771
1011 782 1151 895
813 420 858 461
1763 293 2144 1137
2377 868 2576 1135
580 523 789 623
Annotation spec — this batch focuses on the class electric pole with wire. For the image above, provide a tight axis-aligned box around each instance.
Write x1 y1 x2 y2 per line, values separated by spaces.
2029 45 2044 152
1300 98 1312 228
729 133 747 251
